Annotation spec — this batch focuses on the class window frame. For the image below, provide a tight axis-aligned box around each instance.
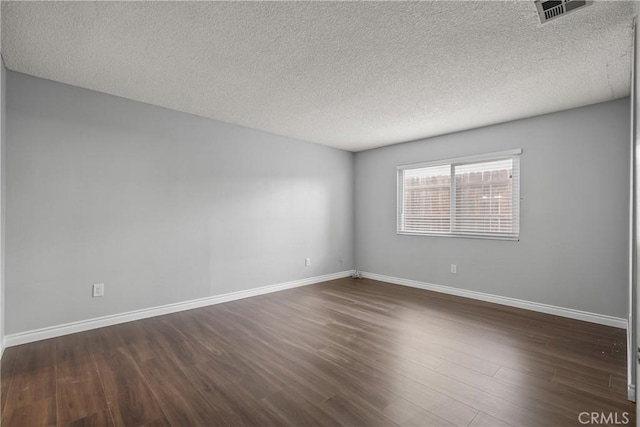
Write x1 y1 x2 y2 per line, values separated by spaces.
397 149 522 241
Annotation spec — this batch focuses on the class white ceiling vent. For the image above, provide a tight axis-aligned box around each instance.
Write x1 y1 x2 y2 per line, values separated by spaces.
535 0 592 24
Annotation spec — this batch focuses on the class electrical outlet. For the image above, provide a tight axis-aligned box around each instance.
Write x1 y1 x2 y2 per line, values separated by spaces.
92 283 104 297
450 264 457 274
338 256 343 265
305 258 311 267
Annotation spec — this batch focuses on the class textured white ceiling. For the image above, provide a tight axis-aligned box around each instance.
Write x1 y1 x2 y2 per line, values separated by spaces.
1 1 635 152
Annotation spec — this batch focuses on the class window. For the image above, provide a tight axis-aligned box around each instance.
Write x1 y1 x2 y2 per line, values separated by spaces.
397 149 521 240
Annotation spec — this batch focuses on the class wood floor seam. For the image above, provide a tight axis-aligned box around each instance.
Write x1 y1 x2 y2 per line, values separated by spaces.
91 352 117 427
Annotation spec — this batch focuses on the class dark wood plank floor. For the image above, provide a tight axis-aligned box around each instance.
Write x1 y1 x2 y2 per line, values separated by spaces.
0 278 635 426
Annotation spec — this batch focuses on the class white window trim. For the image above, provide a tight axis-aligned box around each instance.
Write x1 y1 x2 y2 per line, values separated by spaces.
397 149 522 241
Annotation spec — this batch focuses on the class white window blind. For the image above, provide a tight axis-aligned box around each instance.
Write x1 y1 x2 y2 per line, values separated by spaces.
401 164 451 233
397 150 521 240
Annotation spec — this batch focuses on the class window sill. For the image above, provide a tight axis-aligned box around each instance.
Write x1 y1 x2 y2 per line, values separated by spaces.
397 231 519 241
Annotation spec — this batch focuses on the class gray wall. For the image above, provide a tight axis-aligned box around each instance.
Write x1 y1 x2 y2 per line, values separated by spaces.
6 71 355 334
355 98 630 318
4 69 631 333
1 58 5 347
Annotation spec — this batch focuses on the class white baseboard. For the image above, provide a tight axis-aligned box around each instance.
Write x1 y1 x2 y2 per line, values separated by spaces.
4 269 627 349
360 272 628 329
628 384 636 402
4 270 355 348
